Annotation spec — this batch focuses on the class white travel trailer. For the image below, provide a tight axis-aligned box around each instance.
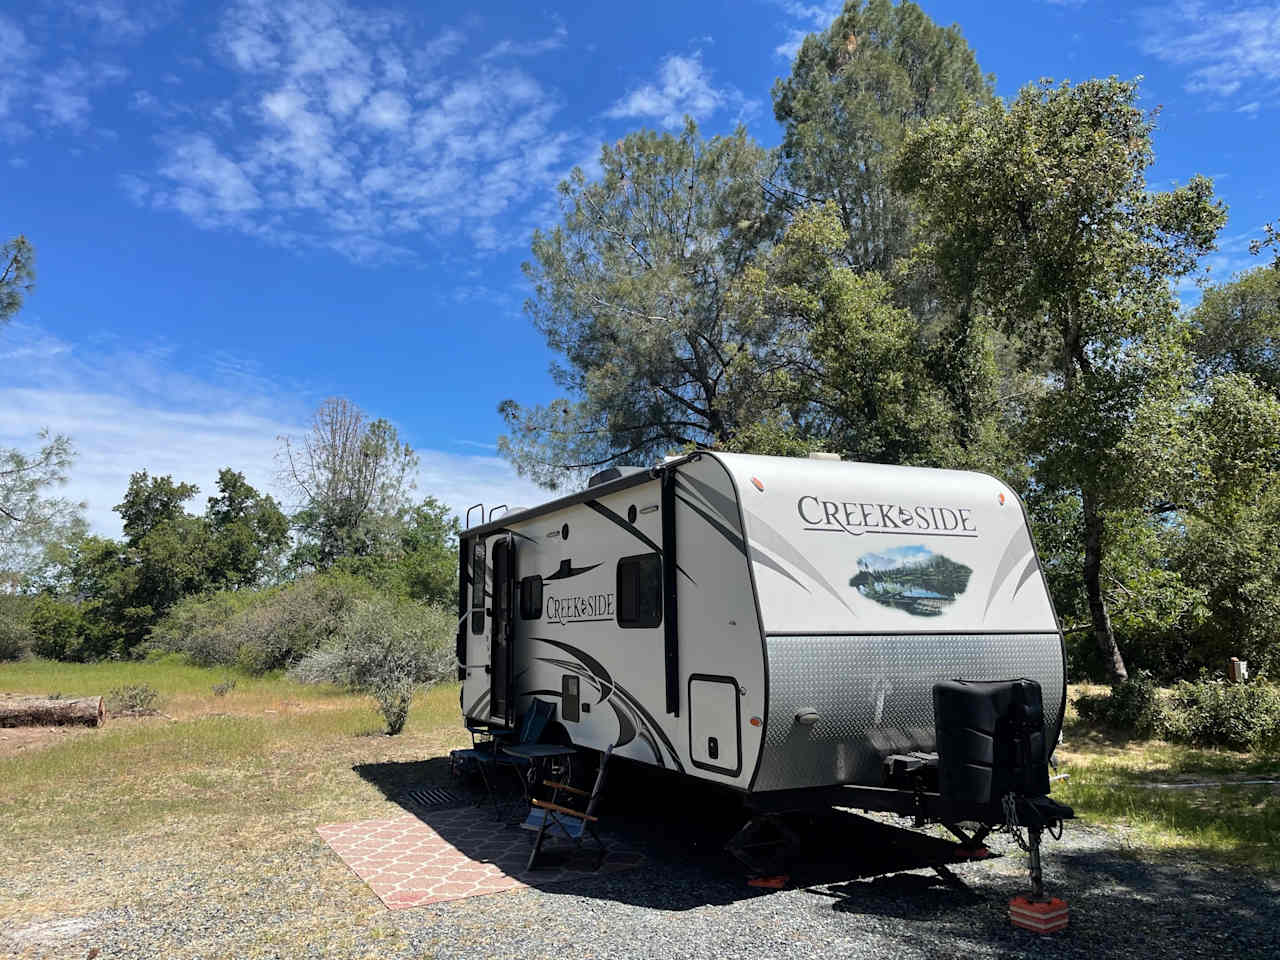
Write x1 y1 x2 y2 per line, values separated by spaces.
457 451 1067 824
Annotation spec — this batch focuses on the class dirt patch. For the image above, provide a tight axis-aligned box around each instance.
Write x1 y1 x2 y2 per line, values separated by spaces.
4 913 108 949
0 714 169 758
0 723 97 757
0 698 357 759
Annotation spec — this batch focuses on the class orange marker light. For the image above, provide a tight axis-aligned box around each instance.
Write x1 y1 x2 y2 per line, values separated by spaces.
751 477 765 492
998 492 1006 506
749 716 762 726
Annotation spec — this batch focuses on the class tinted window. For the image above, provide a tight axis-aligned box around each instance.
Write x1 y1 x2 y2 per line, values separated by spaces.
519 575 543 620
470 540 485 634
617 552 662 628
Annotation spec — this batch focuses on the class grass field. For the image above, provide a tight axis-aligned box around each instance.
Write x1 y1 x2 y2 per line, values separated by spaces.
0 658 471 954
1 657 468 837
0 659 1276 953
1054 685 1279 870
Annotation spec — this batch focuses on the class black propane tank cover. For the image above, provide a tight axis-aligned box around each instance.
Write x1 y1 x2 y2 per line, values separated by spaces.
933 679 1050 813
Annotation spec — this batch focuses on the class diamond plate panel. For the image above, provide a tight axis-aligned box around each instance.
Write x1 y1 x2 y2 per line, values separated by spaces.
753 633 1064 792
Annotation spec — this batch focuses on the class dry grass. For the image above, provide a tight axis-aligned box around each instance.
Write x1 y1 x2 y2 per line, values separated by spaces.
1055 684 1280 870
0 658 469 955
0 653 354 720
2 663 1277 955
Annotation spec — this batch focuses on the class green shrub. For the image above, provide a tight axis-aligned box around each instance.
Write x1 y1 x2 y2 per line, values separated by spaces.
1075 670 1164 736
150 571 379 673
106 684 162 715
27 595 90 661
288 596 455 734
288 596 455 688
1075 672 1280 751
0 595 34 660
148 590 263 667
211 678 237 697
372 663 416 735
222 576 354 673
1161 680 1280 751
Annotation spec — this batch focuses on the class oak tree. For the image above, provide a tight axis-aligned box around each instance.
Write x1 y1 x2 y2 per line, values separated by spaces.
1190 267 1280 394
893 77 1226 682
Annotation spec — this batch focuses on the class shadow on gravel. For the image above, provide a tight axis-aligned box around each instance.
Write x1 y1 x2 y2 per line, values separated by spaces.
355 756 460 809
350 756 1280 958
354 754 993 914
1046 845 1279 951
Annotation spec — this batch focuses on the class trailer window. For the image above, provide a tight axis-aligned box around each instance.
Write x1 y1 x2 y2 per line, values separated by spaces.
470 540 485 634
519 575 543 620
617 552 662 628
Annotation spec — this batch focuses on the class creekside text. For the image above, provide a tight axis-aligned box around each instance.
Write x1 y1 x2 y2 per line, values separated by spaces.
798 496 977 537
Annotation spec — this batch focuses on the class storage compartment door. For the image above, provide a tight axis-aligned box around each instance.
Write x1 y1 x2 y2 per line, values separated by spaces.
688 675 741 776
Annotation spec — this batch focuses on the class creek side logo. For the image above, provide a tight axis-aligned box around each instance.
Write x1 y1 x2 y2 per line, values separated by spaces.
546 592 616 625
797 495 978 539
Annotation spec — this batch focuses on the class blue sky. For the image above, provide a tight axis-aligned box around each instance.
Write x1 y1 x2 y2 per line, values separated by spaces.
2 0 1276 535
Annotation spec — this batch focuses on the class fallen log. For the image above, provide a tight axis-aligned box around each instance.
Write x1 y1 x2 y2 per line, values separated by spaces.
0 696 105 728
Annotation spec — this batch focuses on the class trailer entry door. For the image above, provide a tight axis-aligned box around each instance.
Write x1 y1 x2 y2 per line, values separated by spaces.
489 534 516 728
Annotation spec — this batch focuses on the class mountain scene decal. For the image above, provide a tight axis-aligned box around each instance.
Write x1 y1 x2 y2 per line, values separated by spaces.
850 545 973 617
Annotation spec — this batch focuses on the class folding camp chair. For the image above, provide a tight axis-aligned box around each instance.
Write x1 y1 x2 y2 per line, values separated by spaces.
494 698 557 779
450 698 556 815
449 725 503 776
448 730 504 810
523 744 612 871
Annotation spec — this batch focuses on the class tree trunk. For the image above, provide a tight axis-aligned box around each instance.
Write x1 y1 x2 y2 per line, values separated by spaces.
0 696 105 728
1081 490 1128 683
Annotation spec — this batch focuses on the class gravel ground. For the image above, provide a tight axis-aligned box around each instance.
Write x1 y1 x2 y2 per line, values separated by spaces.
4 800 1277 960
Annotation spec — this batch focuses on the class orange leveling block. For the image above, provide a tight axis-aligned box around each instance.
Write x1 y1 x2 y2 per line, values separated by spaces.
1009 823 1069 932
1005 818 1070 932
1009 896 1069 933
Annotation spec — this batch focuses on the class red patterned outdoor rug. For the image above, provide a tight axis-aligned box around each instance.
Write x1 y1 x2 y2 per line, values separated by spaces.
317 808 644 909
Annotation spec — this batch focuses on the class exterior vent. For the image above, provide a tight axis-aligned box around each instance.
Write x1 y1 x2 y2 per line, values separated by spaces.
808 451 841 461
587 465 645 488
588 467 623 487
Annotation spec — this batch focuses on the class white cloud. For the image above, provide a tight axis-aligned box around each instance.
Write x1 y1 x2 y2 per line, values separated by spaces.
421 28 465 62
140 134 262 228
120 0 578 260
358 89 411 130
605 51 754 128
0 14 37 129
0 322 546 537
37 62 128 128
0 13 129 137
483 23 568 60
1236 100 1261 115
1139 2 1280 107
71 0 170 42
768 0 843 59
129 88 190 120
